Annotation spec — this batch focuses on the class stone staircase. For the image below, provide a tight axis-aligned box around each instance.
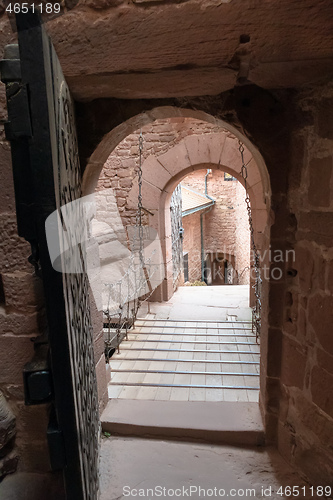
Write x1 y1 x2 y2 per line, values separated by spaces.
101 318 264 446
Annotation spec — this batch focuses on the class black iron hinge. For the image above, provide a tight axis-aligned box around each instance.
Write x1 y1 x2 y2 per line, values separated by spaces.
1 43 37 245
0 44 32 139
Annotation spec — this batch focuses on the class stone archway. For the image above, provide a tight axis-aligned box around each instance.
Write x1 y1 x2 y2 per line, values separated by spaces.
124 130 270 306
83 107 272 436
82 106 270 200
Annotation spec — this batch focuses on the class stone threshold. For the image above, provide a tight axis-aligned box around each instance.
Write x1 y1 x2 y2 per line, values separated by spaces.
101 400 265 446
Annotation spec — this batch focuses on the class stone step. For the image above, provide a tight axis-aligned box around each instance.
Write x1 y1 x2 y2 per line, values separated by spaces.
101 400 265 446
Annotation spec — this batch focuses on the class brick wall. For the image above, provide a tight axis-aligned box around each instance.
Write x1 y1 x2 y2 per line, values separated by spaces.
96 121 250 291
181 169 250 284
96 117 225 229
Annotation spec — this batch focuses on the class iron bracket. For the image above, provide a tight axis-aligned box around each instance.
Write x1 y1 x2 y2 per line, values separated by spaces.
47 406 67 471
23 343 53 405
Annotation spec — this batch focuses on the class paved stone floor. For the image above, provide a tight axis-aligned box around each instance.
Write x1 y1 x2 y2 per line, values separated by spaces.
100 437 313 500
141 284 252 322
108 285 260 402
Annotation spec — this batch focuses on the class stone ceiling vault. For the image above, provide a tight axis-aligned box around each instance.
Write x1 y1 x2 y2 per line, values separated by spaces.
1 0 332 100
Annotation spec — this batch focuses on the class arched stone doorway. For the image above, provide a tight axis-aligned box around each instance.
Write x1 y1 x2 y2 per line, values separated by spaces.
123 129 270 303
82 106 272 430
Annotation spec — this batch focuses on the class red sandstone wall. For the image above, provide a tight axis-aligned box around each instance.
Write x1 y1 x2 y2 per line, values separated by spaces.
235 180 251 285
182 211 202 282
0 118 52 473
275 85 333 485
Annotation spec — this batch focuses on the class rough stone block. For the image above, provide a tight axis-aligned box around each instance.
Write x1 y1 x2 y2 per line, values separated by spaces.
266 328 282 378
264 376 281 416
317 348 333 376
15 403 49 444
142 155 172 191
298 211 333 247
280 337 307 390
0 336 35 386
312 251 326 291
157 142 191 177
291 388 333 449
326 260 333 293
0 142 15 214
0 308 43 336
288 133 305 191
311 365 333 418
253 208 268 234
308 156 332 207
127 179 161 211
296 305 307 342
2 271 44 312
250 181 266 210
264 411 278 444
277 419 296 466
184 132 225 166
317 98 333 140
246 159 262 188
308 293 333 353
0 214 31 273
295 245 313 294
220 135 250 170
270 197 290 241
268 283 286 328
1 385 24 402
15 440 51 473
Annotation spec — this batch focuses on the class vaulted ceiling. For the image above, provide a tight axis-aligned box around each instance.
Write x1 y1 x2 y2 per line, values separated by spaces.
1 0 333 100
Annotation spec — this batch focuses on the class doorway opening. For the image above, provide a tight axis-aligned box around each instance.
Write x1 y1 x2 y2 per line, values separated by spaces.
82 109 271 422
176 168 251 288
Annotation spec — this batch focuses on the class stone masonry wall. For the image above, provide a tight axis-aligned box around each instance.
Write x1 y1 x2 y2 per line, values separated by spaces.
276 83 333 486
0 102 52 476
182 211 202 282
96 117 224 230
235 180 251 285
181 169 250 284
